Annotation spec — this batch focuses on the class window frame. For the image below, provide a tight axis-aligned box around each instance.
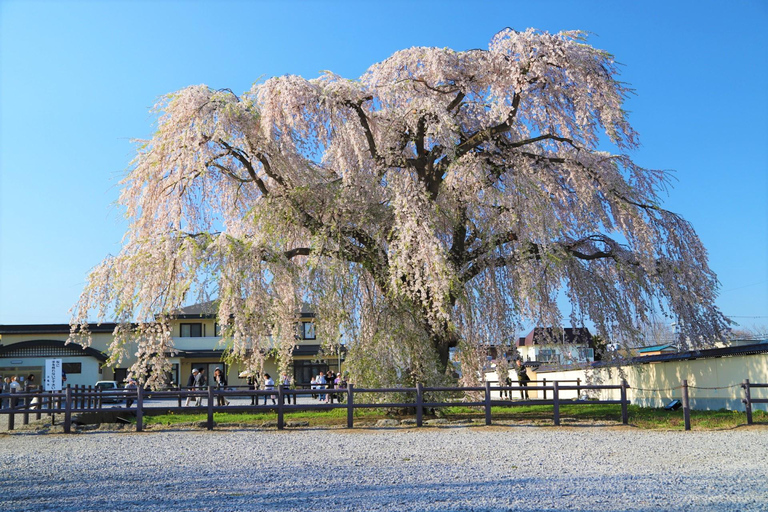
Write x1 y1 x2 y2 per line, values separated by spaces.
180 323 203 337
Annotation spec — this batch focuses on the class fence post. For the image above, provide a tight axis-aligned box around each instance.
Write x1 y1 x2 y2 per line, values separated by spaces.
64 386 72 434
542 378 547 400
23 383 30 425
742 379 753 425
484 381 492 426
621 379 629 425
553 381 560 426
277 385 284 430
8 388 15 431
207 385 214 431
177 385 183 408
682 380 691 431
347 384 354 429
416 383 424 427
576 378 581 400
49 390 56 425
136 385 144 432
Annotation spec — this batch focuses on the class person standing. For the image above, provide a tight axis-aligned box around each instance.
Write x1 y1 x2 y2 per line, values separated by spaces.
247 374 260 405
515 359 530 399
9 376 22 408
214 367 229 406
280 372 292 405
316 371 327 402
1 376 11 409
310 375 318 399
263 374 276 405
124 378 138 408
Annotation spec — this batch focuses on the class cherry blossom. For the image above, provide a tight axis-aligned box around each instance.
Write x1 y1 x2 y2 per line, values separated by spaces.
70 29 729 387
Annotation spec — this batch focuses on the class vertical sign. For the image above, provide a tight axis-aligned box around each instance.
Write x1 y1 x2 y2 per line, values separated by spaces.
44 359 63 391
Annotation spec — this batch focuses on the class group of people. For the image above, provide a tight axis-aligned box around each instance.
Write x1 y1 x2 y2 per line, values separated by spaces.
184 367 230 407
182 367 350 406
501 359 532 400
310 370 346 403
0 375 26 408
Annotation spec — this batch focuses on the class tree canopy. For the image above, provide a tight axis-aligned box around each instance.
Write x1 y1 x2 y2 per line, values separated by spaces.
70 28 729 388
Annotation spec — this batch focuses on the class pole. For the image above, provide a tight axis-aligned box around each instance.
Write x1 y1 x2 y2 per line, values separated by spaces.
277 384 284 430
136 385 144 432
484 381 492 426
553 381 560 426
742 379 753 425
682 379 691 431
621 379 629 425
8 388 15 431
347 384 354 429
207 385 214 431
64 386 72 434
416 383 424 427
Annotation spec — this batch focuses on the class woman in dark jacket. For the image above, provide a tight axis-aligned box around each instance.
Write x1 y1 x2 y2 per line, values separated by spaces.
213 367 229 406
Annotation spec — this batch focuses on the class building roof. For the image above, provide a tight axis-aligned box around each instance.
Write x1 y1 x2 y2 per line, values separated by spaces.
637 344 677 354
0 339 108 361
517 327 594 347
0 323 119 335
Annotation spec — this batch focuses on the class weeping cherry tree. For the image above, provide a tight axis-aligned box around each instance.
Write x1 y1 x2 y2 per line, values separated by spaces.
70 29 729 389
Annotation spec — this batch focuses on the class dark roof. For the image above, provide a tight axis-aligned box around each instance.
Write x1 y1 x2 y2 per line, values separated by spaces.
630 342 768 364
0 323 119 335
518 327 594 347
172 301 218 319
0 339 108 361
171 301 316 319
537 341 768 372
637 344 676 353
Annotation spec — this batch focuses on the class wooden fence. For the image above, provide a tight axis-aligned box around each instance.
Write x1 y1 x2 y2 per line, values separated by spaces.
742 379 768 426
1 380 631 433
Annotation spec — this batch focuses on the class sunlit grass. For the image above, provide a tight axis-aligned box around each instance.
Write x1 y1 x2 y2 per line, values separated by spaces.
141 404 766 429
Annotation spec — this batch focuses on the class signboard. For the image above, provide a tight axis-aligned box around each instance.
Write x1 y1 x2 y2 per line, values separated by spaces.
44 359 63 391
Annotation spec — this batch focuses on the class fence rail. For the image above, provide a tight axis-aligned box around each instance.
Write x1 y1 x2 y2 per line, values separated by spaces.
2 378 764 433
1 380 630 433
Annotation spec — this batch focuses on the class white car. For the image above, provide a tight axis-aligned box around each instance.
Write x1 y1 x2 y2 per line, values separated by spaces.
94 381 123 403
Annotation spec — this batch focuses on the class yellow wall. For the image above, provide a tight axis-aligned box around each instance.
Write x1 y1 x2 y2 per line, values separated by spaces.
534 352 768 411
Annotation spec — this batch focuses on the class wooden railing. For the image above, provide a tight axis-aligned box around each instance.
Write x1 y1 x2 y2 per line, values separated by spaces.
1 380 631 433
742 379 768 425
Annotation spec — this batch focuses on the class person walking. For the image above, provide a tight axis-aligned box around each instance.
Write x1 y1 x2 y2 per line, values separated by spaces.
184 368 199 406
214 367 229 406
515 359 531 400
263 374 276 405
195 368 207 406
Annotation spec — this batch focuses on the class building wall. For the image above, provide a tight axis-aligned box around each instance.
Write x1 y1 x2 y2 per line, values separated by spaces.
1 316 334 389
534 352 768 412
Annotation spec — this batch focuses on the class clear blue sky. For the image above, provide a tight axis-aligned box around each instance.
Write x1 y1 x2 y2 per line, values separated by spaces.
1 0 766 329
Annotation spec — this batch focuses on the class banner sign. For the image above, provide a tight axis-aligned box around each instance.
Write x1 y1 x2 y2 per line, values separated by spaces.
44 359 63 391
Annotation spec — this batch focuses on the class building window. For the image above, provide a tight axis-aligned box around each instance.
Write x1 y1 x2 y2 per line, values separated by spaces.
214 323 222 337
180 323 203 337
293 360 327 386
539 349 559 364
62 363 82 374
302 321 316 340
578 347 594 361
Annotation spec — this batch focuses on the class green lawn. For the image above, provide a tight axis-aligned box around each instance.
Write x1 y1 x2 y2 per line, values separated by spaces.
141 404 766 430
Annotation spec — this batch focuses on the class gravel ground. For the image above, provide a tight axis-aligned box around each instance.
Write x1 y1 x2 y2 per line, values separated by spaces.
1 425 766 512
